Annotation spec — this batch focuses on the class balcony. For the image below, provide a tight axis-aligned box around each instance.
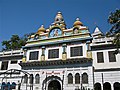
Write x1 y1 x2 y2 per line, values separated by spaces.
0 49 23 57
92 37 114 44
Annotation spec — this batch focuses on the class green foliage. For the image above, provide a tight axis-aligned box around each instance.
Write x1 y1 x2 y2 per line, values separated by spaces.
107 9 120 34
2 33 35 50
107 9 120 54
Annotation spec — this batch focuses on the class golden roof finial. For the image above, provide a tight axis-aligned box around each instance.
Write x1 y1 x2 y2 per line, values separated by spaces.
55 11 63 22
73 18 83 26
36 25 45 34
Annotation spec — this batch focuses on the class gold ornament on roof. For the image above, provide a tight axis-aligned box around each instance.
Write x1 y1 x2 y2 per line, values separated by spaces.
73 18 83 26
36 25 46 34
55 12 63 22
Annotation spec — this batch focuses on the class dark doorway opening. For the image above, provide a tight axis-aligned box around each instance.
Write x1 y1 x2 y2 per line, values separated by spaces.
94 83 101 90
48 80 61 90
114 82 120 90
103 82 111 90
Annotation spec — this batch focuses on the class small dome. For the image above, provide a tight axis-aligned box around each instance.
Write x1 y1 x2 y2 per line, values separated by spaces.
37 25 45 34
55 12 63 21
73 18 83 26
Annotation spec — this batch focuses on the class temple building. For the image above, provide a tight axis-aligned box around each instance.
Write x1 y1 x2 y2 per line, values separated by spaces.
20 12 93 90
0 12 120 90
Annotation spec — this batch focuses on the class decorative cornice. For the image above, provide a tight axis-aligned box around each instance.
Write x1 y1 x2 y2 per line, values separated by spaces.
19 58 92 68
23 37 92 49
91 44 119 51
0 55 23 60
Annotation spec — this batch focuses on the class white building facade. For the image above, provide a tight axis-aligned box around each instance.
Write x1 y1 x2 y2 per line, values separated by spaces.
91 27 120 90
19 12 94 90
0 12 120 90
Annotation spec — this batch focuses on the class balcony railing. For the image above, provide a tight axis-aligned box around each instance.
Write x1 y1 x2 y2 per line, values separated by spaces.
92 37 114 44
0 49 23 57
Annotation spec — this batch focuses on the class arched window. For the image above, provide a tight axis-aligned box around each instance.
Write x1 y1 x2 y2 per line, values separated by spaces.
24 74 28 83
103 82 111 90
94 83 101 90
29 74 34 84
35 74 40 84
82 73 88 84
11 82 16 89
68 73 73 84
75 73 80 84
114 82 120 90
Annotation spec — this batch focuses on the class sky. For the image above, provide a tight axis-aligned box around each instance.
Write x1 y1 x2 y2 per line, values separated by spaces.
0 0 120 50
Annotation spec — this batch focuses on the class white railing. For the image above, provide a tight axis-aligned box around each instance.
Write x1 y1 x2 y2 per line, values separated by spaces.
0 49 23 56
92 37 114 43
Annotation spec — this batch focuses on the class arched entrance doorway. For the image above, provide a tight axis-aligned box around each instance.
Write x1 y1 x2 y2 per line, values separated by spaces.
94 83 101 90
103 82 111 90
114 82 120 90
48 80 61 90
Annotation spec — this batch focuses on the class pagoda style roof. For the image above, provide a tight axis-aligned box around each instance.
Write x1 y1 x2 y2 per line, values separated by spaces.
19 58 92 69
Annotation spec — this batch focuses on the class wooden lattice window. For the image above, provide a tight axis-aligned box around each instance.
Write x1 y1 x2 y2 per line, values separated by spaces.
24 74 28 83
35 74 40 84
75 73 80 84
97 52 104 63
82 73 88 84
29 51 39 60
108 51 116 62
29 74 34 84
68 73 73 84
70 46 83 57
48 49 59 59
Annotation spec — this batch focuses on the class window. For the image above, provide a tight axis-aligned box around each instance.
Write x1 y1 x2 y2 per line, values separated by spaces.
11 60 17 64
48 49 59 59
94 83 101 90
1 61 8 70
29 51 39 60
108 51 116 62
75 73 80 84
82 73 88 84
35 74 40 84
24 74 28 83
11 82 16 89
29 74 34 84
70 46 83 57
68 73 73 84
97 52 104 63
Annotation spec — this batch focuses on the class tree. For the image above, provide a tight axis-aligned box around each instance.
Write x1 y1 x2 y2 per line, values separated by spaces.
2 40 11 50
107 9 120 54
2 33 35 50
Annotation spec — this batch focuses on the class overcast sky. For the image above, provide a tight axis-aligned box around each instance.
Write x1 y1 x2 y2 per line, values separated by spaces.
0 0 120 50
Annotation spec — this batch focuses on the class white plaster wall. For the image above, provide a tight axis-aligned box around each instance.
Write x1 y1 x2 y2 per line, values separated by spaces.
94 71 120 90
20 66 93 90
8 59 22 70
92 49 120 69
